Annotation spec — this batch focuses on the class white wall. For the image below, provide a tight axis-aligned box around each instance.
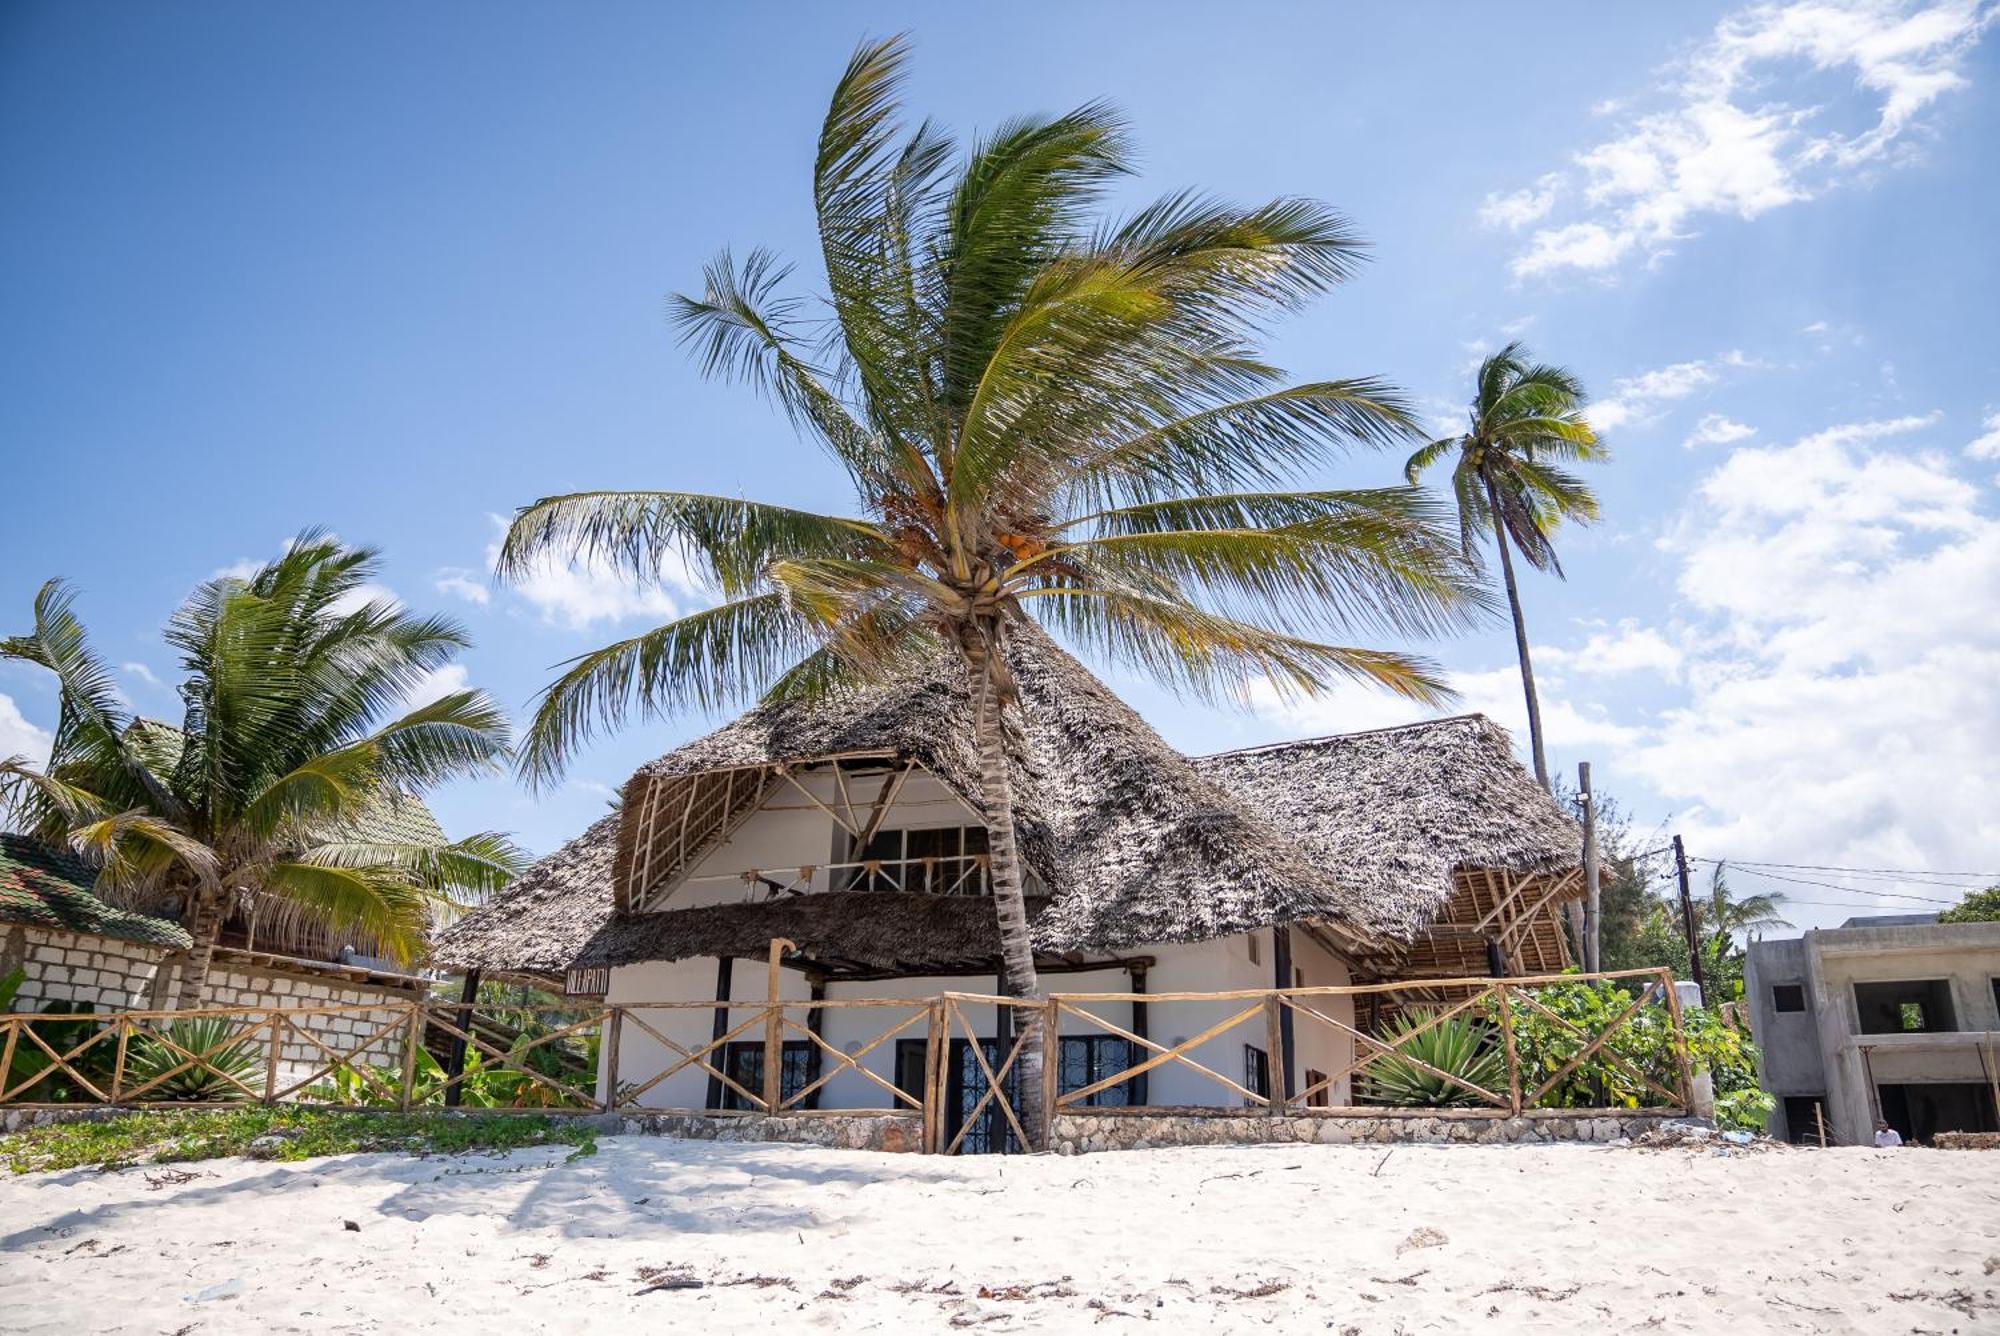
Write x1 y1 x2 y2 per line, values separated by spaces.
604 929 1359 1112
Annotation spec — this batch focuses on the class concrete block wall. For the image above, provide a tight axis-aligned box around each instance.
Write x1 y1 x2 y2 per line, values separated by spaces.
3 923 424 1097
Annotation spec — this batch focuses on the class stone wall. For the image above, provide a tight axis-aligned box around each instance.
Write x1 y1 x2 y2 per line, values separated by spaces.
1050 1110 1682 1154
617 1111 922 1153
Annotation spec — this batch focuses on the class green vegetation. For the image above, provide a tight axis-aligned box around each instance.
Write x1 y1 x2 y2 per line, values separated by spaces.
1 1106 597 1174
0 533 524 1007
1353 976 1772 1132
1359 1008 1506 1108
121 1016 263 1101
1938 886 2000 923
1406 343 1605 788
496 35 1485 1144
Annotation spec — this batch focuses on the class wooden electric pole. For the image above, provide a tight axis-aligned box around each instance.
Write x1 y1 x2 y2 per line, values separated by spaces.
1579 762 1601 973
1672 834 1706 999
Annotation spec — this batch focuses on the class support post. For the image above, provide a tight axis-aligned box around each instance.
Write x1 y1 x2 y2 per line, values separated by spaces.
1660 967 1696 1112
442 968 479 1108
398 1001 422 1111
1041 996 1060 1139
1128 962 1149 1106
763 938 795 1113
704 955 734 1109
602 1007 622 1111
1272 928 1295 1107
802 974 827 1111
1814 1101 1828 1148
1262 991 1286 1115
1496 984 1521 1114
1579 761 1601 973
1672 835 1706 1001
924 999 947 1154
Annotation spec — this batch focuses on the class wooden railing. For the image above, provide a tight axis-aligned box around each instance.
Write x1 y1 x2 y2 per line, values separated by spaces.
1 967 1692 1152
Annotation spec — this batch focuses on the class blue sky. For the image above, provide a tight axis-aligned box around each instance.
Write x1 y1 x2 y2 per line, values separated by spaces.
4 2 1997 929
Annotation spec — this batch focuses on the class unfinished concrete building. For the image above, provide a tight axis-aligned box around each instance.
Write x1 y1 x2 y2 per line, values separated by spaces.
1744 915 2000 1145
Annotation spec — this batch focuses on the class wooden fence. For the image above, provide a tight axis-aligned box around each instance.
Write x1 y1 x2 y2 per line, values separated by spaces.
1 966 1691 1152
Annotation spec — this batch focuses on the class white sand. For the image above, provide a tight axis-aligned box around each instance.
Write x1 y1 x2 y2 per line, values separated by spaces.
3 1136 1996 1333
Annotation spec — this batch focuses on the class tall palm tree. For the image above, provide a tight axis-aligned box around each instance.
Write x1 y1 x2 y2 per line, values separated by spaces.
500 38 1482 1139
0 533 523 1007
1405 343 1604 788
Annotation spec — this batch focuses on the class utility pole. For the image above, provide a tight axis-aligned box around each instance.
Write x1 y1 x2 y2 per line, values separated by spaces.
1672 834 1706 1000
1579 762 1601 973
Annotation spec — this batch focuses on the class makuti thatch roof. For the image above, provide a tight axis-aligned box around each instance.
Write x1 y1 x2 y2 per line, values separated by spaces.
1191 715 1581 944
435 625 1578 977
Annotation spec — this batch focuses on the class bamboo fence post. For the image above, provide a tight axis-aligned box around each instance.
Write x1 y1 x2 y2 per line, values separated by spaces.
1814 1101 1828 1148
107 1016 131 1104
398 1002 423 1111
928 999 953 1154
1041 997 1061 1139
1496 984 1521 1114
0 1019 16 1101
262 1014 280 1104
602 1007 623 1112
1262 991 1286 1114
1659 968 1696 1113
763 938 796 1115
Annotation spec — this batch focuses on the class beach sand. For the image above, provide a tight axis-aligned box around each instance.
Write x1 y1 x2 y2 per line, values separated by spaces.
3 1135 1996 1333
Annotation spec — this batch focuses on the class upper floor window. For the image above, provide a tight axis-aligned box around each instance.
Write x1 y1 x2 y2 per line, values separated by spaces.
1772 983 1806 1013
845 824 991 895
1853 979 1956 1035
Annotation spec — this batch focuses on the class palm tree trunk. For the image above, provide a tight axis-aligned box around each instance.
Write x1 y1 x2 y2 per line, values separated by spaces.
960 621 1046 1151
175 886 226 1010
1487 478 1550 790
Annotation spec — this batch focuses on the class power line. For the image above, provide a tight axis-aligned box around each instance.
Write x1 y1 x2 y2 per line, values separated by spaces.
1698 862 1960 906
1714 856 2000 883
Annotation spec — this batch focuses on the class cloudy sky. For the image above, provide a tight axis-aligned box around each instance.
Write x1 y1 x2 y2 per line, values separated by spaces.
4 2 1996 929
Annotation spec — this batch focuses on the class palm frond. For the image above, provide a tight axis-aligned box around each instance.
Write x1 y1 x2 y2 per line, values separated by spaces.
499 489 886 598
516 593 822 789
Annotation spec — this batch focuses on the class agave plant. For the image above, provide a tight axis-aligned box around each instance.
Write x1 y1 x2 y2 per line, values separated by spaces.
125 1016 264 1102
1359 1007 1506 1108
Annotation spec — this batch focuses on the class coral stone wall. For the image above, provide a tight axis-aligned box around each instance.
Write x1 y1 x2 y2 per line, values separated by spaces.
4 926 170 1011
617 1111 923 1153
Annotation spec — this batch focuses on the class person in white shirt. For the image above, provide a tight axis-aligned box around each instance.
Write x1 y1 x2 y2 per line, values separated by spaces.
1873 1120 1904 1148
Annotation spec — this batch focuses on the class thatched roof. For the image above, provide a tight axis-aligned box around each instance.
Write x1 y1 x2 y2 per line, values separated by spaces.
572 892 1050 975
436 626 1579 976
432 814 622 974
1191 716 1581 943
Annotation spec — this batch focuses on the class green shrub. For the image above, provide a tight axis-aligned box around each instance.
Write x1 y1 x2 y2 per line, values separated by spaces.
125 1017 263 1102
1359 1007 1507 1107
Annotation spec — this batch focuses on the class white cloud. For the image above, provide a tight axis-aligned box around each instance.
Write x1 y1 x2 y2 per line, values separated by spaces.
1966 409 2000 461
433 568 492 607
1478 173 1563 230
1540 622 1686 680
1506 0 1996 278
1592 355 1743 430
120 661 164 688
1683 413 1758 448
1247 663 1642 753
0 692 52 767
481 515 707 631
403 664 469 711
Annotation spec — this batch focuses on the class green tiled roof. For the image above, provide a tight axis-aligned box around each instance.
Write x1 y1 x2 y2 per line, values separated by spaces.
0 833 193 948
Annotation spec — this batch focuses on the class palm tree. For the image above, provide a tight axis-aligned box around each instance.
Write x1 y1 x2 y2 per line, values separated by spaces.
1405 343 1604 788
0 533 523 1007
500 37 1482 1140
1700 862 1793 947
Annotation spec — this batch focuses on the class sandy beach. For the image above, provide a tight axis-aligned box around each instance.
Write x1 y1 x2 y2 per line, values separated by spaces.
3 1135 1996 1333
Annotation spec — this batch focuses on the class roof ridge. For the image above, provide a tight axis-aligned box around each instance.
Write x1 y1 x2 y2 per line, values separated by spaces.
1194 712 1496 759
